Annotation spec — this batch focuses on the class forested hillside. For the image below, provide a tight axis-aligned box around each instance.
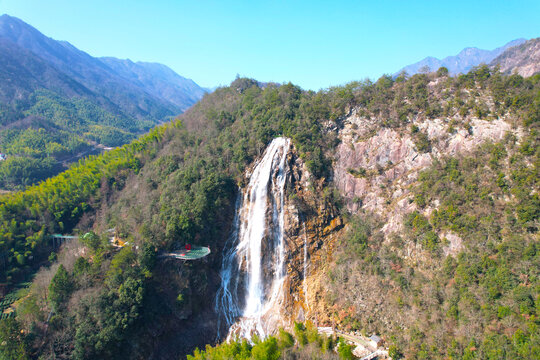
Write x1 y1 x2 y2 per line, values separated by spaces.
0 67 538 359
0 89 153 190
0 15 206 190
0 76 349 359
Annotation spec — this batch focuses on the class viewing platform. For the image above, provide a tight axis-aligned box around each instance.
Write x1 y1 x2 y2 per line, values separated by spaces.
159 245 211 260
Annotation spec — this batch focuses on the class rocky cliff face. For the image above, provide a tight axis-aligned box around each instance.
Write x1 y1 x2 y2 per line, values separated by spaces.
286 90 531 334
213 141 344 337
334 108 519 239
269 99 524 329
214 76 532 340
281 147 343 324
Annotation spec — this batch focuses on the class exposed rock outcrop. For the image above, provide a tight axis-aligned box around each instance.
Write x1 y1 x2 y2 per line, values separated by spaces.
282 145 343 325
266 107 521 331
334 108 519 236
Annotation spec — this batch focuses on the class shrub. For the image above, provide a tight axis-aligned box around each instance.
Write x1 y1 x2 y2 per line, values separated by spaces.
337 338 354 360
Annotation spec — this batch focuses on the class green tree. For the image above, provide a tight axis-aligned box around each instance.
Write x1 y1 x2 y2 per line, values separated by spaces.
337 338 354 360
80 231 101 252
437 67 449 77
277 328 294 349
251 337 280 360
389 345 403 359
48 264 73 311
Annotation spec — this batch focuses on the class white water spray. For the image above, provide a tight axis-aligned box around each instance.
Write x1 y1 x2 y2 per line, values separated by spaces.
216 137 290 341
303 222 309 311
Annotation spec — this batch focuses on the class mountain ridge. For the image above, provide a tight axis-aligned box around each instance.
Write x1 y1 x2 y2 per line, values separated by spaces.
0 37 94 103
396 38 527 76
98 57 206 112
490 37 540 77
0 14 206 120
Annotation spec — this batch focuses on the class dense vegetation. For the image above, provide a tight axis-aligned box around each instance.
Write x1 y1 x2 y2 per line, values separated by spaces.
0 89 156 190
0 123 164 358
330 139 539 358
188 323 350 360
0 67 538 359
0 15 207 190
0 125 165 285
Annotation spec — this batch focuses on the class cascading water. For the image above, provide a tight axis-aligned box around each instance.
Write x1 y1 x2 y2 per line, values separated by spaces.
303 222 309 311
216 137 291 341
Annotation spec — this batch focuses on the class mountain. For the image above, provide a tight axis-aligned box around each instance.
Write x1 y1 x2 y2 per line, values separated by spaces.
0 37 94 103
490 37 540 77
397 38 526 76
98 58 206 112
0 14 207 120
2 67 538 359
0 14 207 189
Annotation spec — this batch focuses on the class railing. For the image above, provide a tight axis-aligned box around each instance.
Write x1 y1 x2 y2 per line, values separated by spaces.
51 234 79 247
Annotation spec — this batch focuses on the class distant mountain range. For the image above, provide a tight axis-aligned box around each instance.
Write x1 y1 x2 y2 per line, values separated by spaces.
98 58 206 112
0 14 205 120
490 37 540 77
396 38 527 76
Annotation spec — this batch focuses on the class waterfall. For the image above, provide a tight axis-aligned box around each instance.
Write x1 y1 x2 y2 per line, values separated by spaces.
303 222 309 311
216 137 291 341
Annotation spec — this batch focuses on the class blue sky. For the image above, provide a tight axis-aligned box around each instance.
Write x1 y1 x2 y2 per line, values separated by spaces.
1 0 538 89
